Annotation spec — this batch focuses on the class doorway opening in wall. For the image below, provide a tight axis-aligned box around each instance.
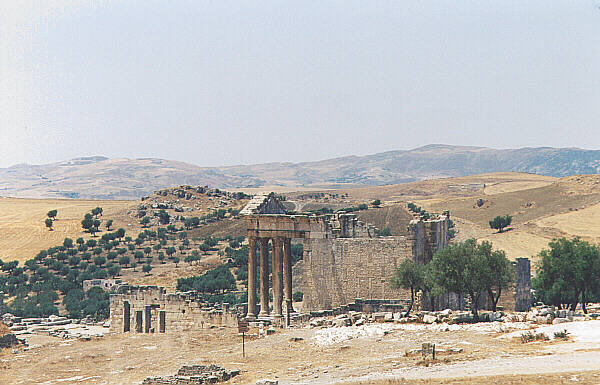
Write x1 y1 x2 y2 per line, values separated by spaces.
123 301 130 332
159 311 166 333
144 306 152 333
135 311 143 333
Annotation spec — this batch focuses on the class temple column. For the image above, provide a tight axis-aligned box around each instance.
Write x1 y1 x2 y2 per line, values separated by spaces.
283 237 293 317
246 237 258 319
258 238 270 317
272 237 284 319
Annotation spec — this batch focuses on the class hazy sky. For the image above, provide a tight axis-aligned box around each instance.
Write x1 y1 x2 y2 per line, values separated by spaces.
1 1 599 168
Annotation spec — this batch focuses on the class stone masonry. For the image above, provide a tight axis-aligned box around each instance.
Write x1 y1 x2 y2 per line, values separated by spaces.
109 286 238 334
242 193 452 314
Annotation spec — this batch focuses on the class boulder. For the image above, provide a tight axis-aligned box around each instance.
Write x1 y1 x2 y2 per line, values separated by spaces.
384 313 394 322
552 318 570 325
332 318 351 327
256 380 278 385
488 312 503 322
422 314 437 324
354 318 365 326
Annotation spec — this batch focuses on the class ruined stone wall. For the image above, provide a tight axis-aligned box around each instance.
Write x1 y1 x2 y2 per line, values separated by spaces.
109 287 238 334
302 237 413 311
301 215 451 312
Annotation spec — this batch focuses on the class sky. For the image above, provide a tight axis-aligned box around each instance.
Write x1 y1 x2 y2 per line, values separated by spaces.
1 1 599 168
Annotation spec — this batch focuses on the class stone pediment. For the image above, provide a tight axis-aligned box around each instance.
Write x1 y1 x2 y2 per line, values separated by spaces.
240 192 288 215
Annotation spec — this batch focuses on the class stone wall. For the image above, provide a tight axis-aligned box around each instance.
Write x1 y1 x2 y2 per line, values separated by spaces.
302 237 413 310
109 286 239 334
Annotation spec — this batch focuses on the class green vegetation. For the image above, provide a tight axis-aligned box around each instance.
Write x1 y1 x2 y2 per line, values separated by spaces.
47 209 58 221
293 291 304 302
379 227 392 236
390 239 514 318
407 202 431 220
45 218 53 231
177 265 236 294
533 237 600 313
390 259 426 315
489 214 512 233
371 199 382 207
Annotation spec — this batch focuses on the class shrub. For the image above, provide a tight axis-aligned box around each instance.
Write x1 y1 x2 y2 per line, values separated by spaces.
293 291 304 302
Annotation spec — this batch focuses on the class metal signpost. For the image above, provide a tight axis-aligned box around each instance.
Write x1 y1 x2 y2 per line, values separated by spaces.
238 319 249 357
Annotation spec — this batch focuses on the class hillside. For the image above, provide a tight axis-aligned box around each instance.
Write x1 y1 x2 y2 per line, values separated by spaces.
2 145 600 199
2 171 600 270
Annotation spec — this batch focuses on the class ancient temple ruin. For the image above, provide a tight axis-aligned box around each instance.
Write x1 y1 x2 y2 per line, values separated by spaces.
241 193 452 319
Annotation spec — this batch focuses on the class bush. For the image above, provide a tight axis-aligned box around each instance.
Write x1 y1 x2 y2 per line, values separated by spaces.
553 330 570 340
292 291 304 302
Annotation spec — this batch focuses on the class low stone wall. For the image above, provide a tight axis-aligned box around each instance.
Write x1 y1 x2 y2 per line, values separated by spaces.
110 286 239 334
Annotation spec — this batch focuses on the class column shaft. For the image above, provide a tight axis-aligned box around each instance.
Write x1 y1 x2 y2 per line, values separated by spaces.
273 238 284 318
283 238 293 315
246 237 258 318
259 238 270 317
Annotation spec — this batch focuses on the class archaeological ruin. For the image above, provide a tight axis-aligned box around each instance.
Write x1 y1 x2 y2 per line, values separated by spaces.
108 192 532 333
109 286 238 334
241 193 532 321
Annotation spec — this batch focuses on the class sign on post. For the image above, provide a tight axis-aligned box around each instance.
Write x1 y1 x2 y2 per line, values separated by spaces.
422 342 436 360
238 319 249 357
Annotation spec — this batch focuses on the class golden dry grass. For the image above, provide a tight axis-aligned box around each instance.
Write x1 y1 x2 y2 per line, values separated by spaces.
0 197 134 263
535 201 600 242
0 322 11 337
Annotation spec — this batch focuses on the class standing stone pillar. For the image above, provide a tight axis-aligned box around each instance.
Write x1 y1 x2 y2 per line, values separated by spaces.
258 238 270 317
283 238 293 317
272 238 284 319
246 237 258 319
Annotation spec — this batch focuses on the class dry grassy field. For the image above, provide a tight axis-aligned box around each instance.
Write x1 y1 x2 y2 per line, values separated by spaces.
0 197 134 263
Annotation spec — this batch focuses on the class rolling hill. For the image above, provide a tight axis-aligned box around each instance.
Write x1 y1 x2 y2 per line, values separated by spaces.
1 145 599 199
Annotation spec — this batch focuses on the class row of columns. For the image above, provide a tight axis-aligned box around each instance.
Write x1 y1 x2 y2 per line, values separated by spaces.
247 236 293 321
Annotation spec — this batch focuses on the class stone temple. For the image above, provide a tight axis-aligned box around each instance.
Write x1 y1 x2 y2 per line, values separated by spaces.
241 193 453 322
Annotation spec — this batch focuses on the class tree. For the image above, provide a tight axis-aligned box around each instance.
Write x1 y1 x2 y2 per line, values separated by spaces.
63 238 74 249
92 207 103 218
118 256 130 268
105 219 113 231
430 239 507 318
82 213 94 232
199 243 211 255
158 210 170 225
489 214 512 233
134 251 144 262
142 264 152 274
94 256 106 267
173 257 180 268
76 237 85 246
390 260 425 315
533 238 600 313
140 216 150 227
165 246 176 258
480 243 514 311
45 218 53 231
371 199 382 207
108 265 120 278
47 209 58 221
390 259 425 315
116 228 126 240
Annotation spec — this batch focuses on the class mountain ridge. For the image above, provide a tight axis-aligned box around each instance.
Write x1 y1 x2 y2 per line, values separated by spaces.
1 145 599 199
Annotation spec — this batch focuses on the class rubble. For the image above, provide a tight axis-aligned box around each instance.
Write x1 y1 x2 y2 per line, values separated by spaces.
143 364 239 385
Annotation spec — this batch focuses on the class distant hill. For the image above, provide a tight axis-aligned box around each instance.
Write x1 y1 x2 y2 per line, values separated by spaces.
1 145 599 199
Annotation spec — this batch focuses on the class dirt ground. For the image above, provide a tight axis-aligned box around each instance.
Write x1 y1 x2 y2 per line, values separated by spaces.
3 320 598 385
